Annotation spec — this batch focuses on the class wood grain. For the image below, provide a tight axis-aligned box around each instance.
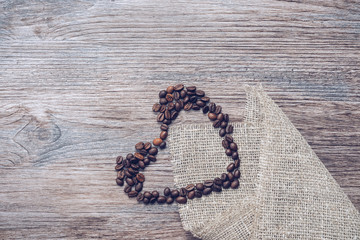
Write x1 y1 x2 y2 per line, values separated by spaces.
0 0 359 239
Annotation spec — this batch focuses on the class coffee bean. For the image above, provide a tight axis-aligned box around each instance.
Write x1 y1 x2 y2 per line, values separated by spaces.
196 90 205 97
159 105 166 113
165 93 174 102
157 196 166 204
171 190 179 198
219 128 226 137
153 138 163 146
143 191 152 199
164 187 171 196
190 95 197 103
227 163 235 172
166 86 174 93
187 190 195 199
234 169 241 178
128 191 138 198
184 102 193 111
208 112 217 121
187 90 196 96
126 177 135 186
124 169 133 178
225 149 232 156
160 131 168 140
214 177 223 186
163 119 172 124
212 184 222 192
222 181 231 189
201 96 210 102
226 125 234 134
143 198 150 204
159 90 167 98
192 104 200 110
215 105 222 114
220 120 228 128
234 159 240 168
175 102 182 111
173 91 180 100
174 84 184 91
203 187 212 195
185 184 195 192
222 139 229 149
179 188 187 197
186 86 196 91
116 178 124 186
225 135 233 143
138 149 148 156
131 163 139 170
152 103 161 112
166 196 174 204
136 173 145 182
220 173 228 182
128 167 138 175
157 112 165 122
148 155 156 162
134 152 144 161
209 102 216 113
230 142 238 151
180 90 187 98
138 160 145 169
164 109 171 120
204 180 214 188
115 163 124 171
137 193 144 202
150 197 157 204
228 172 235 182
167 102 175 111
124 185 132 193
126 153 133 160
213 119 221 128
152 191 159 199
231 179 239 189
116 156 124 164
224 113 229 122
143 158 150 165
160 124 168 131
217 113 224 122
171 111 178 120
202 105 209 114
148 147 158 155
159 141 166 149
117 170 125 180
196 183 204 191
195 190 202 198
144 142 152 151
183 95 190 103
159 98 168 105
135 182 143 192
176 196 187 204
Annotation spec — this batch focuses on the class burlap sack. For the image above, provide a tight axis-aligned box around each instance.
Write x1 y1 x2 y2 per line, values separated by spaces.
168 83 360 239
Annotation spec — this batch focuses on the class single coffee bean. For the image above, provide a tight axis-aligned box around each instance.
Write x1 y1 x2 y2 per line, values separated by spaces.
143 158 150 165
234 159 240 168
131 163 139 170
159 98 168 105
195 90 205 97
135 182 143 192
160 131 168 140
116 156 124 164
144 142 152 150
159 90 167 98
209 102 216 113
115 163 124 171
224 113 229 122
157 112 165 122
171 111 178 120
185 184 195 192
148 147 158 155
138 149 148 156
183 95 190 103
187 91 196 96
152 103 161 112
176 196 187 204
203 187 212 195
175 101 182 111
220 173 228 182
222 139 229 149
196 183 204 191
124 185 132 193
126 153 133 160
136 173 145 182
180 90 187 98
159 105 166 112
179 188 187 197
189 96 197 103
195 190 202 198
166 86 174 93
212 184 222 192
187 190 195 199
228 172 235 182
165 93 174 102
160 124 168 131
226 125 234 134
124 169 133 178
217 113 224 121
225 149 232 156
134 152 144 161
171 190 179 198
166 196 174 204
192 104 200 110
167 102 175 111
128 191 138 198
201 96 210 102
143 191 152 199
204 180 214 188
225 135 233 143
227 163 235 172
231 179 239 189
213 119 221 128
128 167 138 175
116 178 124 186
202 105 209 114
143 197 150 204
184 102 193 111
222 181 231 189
153 138 163 146
186 86 196 91
159 141 166 149
126 177 135 186
148 155 156 162
215 105 222 114
163 119 172 124
157 196 167 204
232 151 239 160
220 120 228 128
137 193 144 202
117 170 125 180
164 187 171 196
138 160 145 169
234 169 241 178
152 191 159 199
174 84 184 91
219 128 226 137
164 109 171 120
173 91 180 100
150 197 157 204
208 112 217 121
214 177 223 186
230 142 238 151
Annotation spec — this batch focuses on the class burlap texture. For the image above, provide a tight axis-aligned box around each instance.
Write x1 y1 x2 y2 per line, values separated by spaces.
168 83 360 239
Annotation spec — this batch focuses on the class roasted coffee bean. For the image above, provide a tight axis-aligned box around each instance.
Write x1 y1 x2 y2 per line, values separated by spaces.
137 193 144 202
131 163 139 170
180 90 187 98
201 96 210 102
128 191 138 198
202 105 209 114
138 149 148 156
209 102 216 113
163 119 172 124
208 112 217 121
115 163 124 171
234 159 240 168
196 183 204 191
234 169 241 178
217 113 224 122
185 184 195 192
220 120 228 128
124 169 133 178
128 167 138 175
215 105 222 114
171 111 178 120
152 103 161 112
143 191 152 199
164 187 171 196
167 102 175 111
126 153 133 160
175 101 182 111
157 112 165 122
135 182 143 192
159 90 167 98
136 173 145 182
143 197 150 204
222 181 231 189
183 95 190 103
166 196 174 204
134 152 144 161
224 113 229 122
153 138 163 146
157 196 166 204
116 156 124 164
190 95 197 103
230 142 238 151
187 90 196 96
226 125 234 134
228 172 235 182
192 104 200 110
173 91 180 100
124 185 132 193
116 178 124 186
171 190 179 198
178 99 184 109
150 197 157 204
160 131 168 140
138 160 145 169
176 196 187 204
213 119 221 128
152 191 159 199
187 190 195 199
159 105 166 113
219 128 226 137
160 124 168 131
222 139 229 149
117 170 125 180
225 149 232 156
164 109 171 120
166 86 174 93
186 86 196 91
184 102 193 111
231 179 239 189
159 141 166 149
174 84 184 91
227 163 235 172
143 158 150 165
165 94 174 102
220 173 228 182
148 147 158 155
159 98 168 105
204 180 214 188
225 135 233 143
232 151 239 160
179 188 187 197
195 190 202 198
214 177 223 186
125 159 132 167
148 155 156 162
144 142 152 151
126 177 135 186
196 90 205 97
212 184 222 192
203 187 212 195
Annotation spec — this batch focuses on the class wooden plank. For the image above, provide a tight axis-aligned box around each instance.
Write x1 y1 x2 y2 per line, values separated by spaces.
0 0 359 239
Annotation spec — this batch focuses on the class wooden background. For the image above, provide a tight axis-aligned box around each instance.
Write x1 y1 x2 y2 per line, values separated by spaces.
0 0 359 239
